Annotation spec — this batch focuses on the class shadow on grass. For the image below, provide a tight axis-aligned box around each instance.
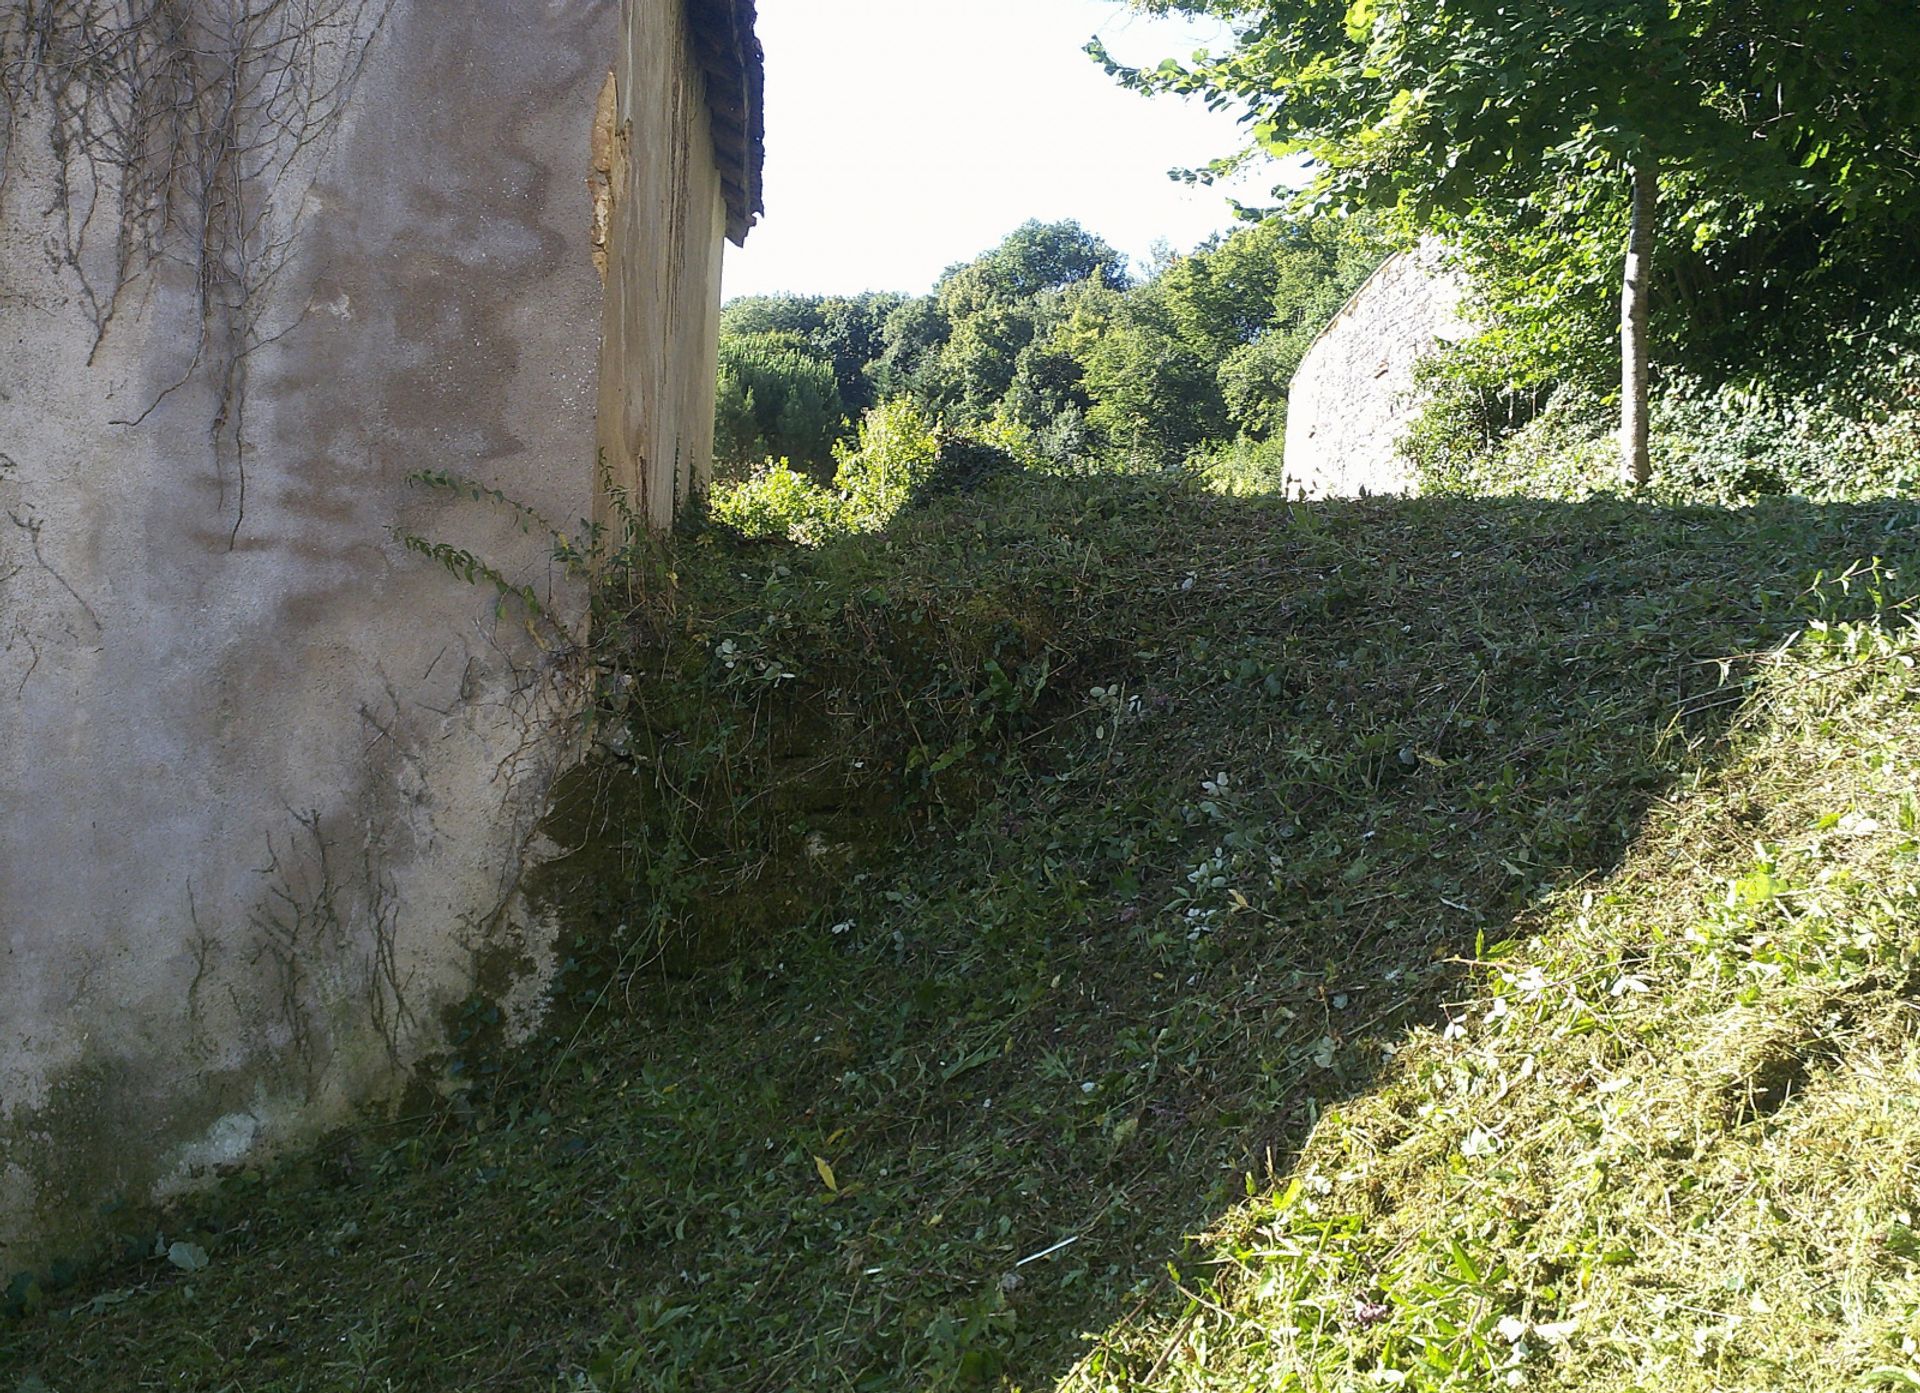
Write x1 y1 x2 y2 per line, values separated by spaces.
6 482 1917 1392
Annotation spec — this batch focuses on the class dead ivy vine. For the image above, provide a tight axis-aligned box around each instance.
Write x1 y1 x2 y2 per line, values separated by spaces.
0 0 392 545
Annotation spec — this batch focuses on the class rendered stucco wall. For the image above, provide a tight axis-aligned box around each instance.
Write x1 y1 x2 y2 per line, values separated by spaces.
0 0 694 1270
595 0 730 527
1283 243 1470 498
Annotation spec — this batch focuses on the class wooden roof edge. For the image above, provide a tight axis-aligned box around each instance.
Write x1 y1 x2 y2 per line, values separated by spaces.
684 0 764 246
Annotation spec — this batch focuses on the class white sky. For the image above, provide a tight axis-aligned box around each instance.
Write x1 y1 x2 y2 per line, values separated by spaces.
720 0 1272 301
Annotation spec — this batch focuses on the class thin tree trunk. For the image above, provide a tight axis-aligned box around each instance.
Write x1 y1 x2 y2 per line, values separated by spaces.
1620 161 1657 488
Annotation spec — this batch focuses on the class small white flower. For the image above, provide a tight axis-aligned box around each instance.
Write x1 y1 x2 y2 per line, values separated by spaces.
1496 1315 1529 1343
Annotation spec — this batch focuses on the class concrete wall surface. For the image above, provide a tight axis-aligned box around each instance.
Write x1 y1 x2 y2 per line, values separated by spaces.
594 0 729 527
0 0 740 1270
1283 242 1470 498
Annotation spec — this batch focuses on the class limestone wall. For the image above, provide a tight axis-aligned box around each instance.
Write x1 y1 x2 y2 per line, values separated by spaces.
0 0 749 1271
1283 243 1470 498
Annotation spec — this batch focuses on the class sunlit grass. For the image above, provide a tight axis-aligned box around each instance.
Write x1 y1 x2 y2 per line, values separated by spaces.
1064 604 1920 1391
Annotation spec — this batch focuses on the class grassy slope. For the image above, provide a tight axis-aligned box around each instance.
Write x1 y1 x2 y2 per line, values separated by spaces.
5 478 1918 1393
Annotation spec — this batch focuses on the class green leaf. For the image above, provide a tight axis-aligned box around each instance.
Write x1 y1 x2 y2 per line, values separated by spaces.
1344 0 1380 44
1862 1371 1920 1390
1446 1237 1483 1285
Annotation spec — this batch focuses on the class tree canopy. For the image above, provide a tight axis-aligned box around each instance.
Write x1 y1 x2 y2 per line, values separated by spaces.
1107 0 1920 231
714 214 1385 480
713 332 844 480
1102 0 1920 480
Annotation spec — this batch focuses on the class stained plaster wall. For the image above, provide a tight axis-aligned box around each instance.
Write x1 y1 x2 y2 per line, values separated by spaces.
595 0 729 528
0 0 731 1270
1283 243 1470 498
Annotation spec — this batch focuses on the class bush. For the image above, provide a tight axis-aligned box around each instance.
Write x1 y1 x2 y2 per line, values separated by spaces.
1407 378 1617 501
1403 352 1920 505
1652 375 1920 504
710 399 1020 544
1185 436 1289 498
831 397 943 531
708 460 837 543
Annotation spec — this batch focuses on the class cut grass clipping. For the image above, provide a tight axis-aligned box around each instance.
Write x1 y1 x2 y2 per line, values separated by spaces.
5 478 1918 1392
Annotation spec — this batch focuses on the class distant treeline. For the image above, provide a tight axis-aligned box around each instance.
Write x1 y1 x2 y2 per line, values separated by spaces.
713 216 1387 482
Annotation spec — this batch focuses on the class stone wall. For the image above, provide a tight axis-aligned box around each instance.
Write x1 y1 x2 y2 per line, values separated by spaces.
1283 242 1470 498
0 0 753 1270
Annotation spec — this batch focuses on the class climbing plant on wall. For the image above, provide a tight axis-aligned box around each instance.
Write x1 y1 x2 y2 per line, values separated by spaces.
0 0 393 541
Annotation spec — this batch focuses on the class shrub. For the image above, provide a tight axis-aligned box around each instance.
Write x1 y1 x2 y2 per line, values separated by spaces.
830 397 943 531
708 460 837 542
1403 357 1920 505
1652 375 1920 503
1185 435 1289 497
1408 378 1617 501
710 400 1045 545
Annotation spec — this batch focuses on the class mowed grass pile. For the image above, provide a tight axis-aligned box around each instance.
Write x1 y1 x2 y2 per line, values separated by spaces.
5 477 1918 1392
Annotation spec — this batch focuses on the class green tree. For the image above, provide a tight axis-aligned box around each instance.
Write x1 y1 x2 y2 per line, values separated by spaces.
1051 215 1385 459
1102 0 1920 485
1063 279 1226 463
874 296 955 411
713 332 844 480
814 293 907 418
735 217 1382 475
939 219 1128 314
895 221 1129 428
719 295 826 341
721 293 906 420
1159 214 1385 438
